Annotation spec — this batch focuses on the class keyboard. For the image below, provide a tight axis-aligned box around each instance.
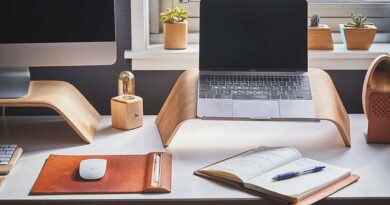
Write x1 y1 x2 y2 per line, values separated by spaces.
0 144 17 165
199 74 312 100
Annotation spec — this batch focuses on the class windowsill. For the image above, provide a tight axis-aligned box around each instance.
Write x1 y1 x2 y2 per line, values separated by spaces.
124 43 390 71
309 43 390 59
125 44 199 60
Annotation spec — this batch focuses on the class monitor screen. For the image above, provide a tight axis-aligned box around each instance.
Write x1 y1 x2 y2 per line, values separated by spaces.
199 0 307 72
0 0 116 67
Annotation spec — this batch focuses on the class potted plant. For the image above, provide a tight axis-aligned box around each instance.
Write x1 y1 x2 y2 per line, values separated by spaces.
160 6 188 50
308 13 333 50
339 13 377 50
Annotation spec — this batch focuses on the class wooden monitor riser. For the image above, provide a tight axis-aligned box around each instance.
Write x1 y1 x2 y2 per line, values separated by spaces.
0 81 101 143
156 68 351 147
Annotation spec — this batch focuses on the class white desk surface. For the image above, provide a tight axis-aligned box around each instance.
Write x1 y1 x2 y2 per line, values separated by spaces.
0 115 389 203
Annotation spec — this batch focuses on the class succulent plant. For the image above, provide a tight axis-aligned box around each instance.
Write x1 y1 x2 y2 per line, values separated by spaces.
310 13 320 27
160 7 188 23
345 13 374 28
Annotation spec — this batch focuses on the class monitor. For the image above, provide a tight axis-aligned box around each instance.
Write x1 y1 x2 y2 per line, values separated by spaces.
0 0 116 98
199 0 307 72
0 0 116 67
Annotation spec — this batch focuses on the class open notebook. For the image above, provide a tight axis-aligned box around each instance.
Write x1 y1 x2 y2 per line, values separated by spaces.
195 147 359 203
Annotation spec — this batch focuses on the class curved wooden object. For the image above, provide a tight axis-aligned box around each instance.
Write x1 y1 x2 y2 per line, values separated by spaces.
156 70 198 146
362 55 390 143
310 68 350 147
156 68 351 147
0 81 101 143
363 55 390 115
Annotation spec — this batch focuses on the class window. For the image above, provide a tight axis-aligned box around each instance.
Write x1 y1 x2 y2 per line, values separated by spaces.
150 0 390 44
128 0 390 70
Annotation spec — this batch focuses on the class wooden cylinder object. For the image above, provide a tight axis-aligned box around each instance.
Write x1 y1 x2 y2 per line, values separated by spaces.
111 95 143 130
362 55 390 143
340 24 377 50
308 25 334 50
163 21 188 50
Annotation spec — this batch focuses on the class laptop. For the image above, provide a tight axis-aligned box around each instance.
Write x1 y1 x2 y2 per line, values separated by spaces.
197 0 316 119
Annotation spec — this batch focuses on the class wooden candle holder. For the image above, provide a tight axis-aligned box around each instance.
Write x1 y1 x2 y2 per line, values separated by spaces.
111 95 143 130
363 55 390 143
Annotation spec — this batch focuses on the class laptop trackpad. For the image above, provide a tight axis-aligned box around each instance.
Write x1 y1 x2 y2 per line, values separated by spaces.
279 100 316 118
233 100 280 118
197 99 233 117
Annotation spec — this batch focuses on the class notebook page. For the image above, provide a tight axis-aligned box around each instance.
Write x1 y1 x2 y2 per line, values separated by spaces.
202 147 301 182
245 158 351 200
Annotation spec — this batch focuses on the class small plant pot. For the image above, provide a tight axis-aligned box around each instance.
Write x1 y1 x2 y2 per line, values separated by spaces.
163 21 188 50
308 24 334 50
339 24 377 50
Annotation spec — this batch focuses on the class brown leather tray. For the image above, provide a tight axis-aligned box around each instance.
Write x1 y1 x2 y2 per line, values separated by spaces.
30 152 171 195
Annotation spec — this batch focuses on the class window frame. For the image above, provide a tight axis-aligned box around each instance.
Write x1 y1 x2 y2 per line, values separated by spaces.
128 0 390 71
149 1 390 44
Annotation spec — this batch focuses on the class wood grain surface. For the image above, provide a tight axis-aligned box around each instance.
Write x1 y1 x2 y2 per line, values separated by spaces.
156 68 351 147
340 24 377 50
308 25 334 50
163 22 188 50
0 81 101 143
363 55 390 115
111 96 143 130
362 55 390 143
0 147 23 175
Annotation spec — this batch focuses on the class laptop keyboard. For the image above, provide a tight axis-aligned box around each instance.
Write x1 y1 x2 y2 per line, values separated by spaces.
199 74 312 100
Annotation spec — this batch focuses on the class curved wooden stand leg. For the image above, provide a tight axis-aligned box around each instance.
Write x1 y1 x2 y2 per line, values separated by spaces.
0 81 101 143
156 69 198 147
157 68 351 147
309 68 351 147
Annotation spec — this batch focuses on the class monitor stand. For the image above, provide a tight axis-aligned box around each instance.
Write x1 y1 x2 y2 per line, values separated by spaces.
0 67 30 99
0 79 101 143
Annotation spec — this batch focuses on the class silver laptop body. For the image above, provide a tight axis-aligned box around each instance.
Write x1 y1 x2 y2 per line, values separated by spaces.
197 71 316 119
197 0 315 119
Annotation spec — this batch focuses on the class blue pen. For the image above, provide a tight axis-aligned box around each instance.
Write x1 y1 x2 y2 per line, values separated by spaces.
272 165 326 181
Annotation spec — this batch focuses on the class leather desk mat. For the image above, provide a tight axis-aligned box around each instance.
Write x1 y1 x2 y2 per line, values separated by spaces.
30 152 171 194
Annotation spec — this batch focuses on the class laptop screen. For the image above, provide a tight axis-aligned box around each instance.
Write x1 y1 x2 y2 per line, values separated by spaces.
199 0 307 72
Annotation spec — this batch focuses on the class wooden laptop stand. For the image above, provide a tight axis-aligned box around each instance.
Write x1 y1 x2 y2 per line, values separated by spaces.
156 68 351 147
0 81 100 143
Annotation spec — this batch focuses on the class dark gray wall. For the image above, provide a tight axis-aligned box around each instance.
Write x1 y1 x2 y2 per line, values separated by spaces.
327 70 366 113
5 0 182 116
4 0 366 116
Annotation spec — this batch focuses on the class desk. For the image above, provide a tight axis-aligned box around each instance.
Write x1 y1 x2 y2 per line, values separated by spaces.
0 115 389 205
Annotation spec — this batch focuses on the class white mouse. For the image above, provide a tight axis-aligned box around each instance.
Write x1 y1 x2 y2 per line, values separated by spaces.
79 159 107 180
